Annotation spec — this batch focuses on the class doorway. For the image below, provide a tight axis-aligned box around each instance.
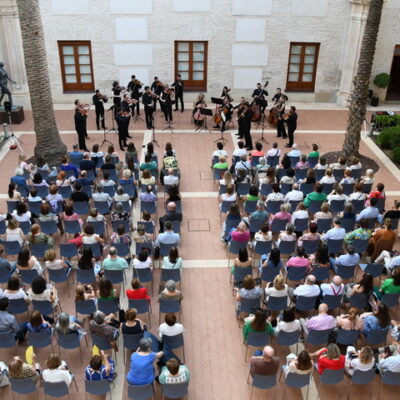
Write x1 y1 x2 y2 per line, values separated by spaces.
386 45 400 101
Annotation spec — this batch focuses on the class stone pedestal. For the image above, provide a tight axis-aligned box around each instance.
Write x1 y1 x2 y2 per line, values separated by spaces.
336 0 370 107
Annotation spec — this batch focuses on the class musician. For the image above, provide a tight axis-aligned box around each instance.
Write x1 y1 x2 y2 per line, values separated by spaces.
241 102 254 150
276 95 287 139
221 86 233 102
272 88 283 104
284 106 298 148
192 93 206 126
214 97 233 132
121 94 134 138
74 99 89 138
115 108 130 150
74 108 88 151
142 86 155 129
235 97 246 138
112 81 122 111
92 90 108 131
127 75 142 116
171 74 184 112
151 76 164 111
160 86 174 123
251 83 269 113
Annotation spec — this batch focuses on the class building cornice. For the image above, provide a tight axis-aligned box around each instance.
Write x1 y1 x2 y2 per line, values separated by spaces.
0 0 17 16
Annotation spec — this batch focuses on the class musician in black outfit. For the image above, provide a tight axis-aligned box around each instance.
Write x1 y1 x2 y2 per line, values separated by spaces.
115 109 129 150
171 74 184 112
272 88 283 104
160 87 173 123
251 83 269 113
150 76 163 111
142 86 154 129
127 75 142 116
276 95 287 139
284 106 298 148
92 90 108 130
242 103 254 150
74 109 88 151
121 95 134 138
221 86 233 102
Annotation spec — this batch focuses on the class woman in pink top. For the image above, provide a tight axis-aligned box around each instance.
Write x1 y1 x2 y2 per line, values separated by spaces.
286 247 309 268
231 221 250 243
250 142 265 161
63 204 83 228
269 203 292 225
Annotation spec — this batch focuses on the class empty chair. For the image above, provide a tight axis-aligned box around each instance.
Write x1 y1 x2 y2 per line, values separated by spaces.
91 220 106 236
127 383 154 400
322 183 334 195
351 199 364 214
359 263 384 279
244 201 258 215
289 200 301 213
161 382 189 399
19 221 31 235
330 200 345 213
336 329 360 346
280 184 292 196
35 186 49 198
58 186 72 199
306 329 332 346
6 200 19 213
48 268 71 285
103 185 116 197
260 183 272 196
381 293 400 308
114 242 130 258
351 239 369 254
299 183 313 196
237 183 251 196
85 380 112 400
266 200 283 214
73 201 90 215
0 219 6 235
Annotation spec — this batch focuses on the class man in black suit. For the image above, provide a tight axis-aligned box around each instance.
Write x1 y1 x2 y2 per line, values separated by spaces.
92 90 107 130
150 76 163 111
251 83 268 113
115 109 130 150
171 74 184 112
284 106 298 148
142 86 154 129
127 75 142 116
241 102 254 150
74 109 88 151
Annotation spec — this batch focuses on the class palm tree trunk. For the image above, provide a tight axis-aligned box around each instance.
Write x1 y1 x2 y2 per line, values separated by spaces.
16 0 67 166
342 0 384 160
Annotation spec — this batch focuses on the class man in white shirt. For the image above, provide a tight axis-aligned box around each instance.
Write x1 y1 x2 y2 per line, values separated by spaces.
284 183 304 203
287 143 301 158
323 217 346 242
164 169 179 186
232 141 248 159
320 275 344 296
156 221 180 246
212 142 228 163
92 184 112 206
265 142 282 158
159 313 185 338
289 275 320 300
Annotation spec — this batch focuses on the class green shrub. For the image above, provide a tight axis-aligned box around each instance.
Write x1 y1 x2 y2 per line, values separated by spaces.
391 147 400 164
374 73 391 89
377 126 400 149
375 114 400 128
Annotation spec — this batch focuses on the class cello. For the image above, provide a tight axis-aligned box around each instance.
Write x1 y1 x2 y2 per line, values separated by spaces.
251 80 268 122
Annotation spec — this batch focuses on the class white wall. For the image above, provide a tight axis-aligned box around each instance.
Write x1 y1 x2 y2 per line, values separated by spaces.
115 17 148 41
51 0 89 14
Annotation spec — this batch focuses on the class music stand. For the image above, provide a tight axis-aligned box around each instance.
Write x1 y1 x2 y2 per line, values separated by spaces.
3 101 23 152
211 97 224 105
195 108 212 134
150 110 159 147
101 105 116 148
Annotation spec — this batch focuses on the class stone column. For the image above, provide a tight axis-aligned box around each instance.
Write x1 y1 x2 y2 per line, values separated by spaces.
0 0 30 108
336 0 370 107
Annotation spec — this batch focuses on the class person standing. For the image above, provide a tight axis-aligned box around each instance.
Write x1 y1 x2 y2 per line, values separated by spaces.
142 86 155 129
160 87 174 123
171 74 184 112
127 75 142 116
151 76 163 111
115 109 129 151
92 90 108 131
275 95 287 139
0 61 15 106
241 102 254 150
74 108 88 151
284 106 298 148
111 81 122 112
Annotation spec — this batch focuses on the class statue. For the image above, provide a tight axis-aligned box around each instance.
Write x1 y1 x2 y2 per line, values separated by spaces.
0 61 16 107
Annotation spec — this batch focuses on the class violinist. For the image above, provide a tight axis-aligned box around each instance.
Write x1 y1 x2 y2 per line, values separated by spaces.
115 108 130 151
192 93 206 126
221 86 233 102
251 83 269 113
127 75 142 116
160 86 174 123
92 90 108 131
275 95 288 139
74 108 89 152
142 86 155 129
238 102 253 150
235 97 246 139
214 97 233 132
74 99 89 139
151 76 164 111
171 74 184 112
112 81 123 110
121 94 135 138
283 106 298 148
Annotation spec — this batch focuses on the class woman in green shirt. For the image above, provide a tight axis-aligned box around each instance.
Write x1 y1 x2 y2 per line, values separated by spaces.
308 143 320 158
27 223 55 249
213 156 228 170
374 268 400 299
243 308 274 341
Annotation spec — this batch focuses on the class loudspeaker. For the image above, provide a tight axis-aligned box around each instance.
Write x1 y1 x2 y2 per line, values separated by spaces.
4 101 12 113
368 89 373 99
370 96 379 107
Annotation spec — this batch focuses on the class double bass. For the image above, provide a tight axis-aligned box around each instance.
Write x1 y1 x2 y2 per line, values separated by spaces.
251 81 268 122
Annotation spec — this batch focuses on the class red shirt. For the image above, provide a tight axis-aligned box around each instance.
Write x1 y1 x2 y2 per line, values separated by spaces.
317 348 345 375
126 288 150 301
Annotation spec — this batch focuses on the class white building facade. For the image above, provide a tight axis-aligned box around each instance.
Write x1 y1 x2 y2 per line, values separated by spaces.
0 0 400 108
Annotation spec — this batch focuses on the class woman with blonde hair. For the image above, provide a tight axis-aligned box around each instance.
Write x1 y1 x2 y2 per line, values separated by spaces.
345 346 375 376
42 354 73 387
269 203 291 225
314 202 333 222
219 170 234 187
336 307 364 331
311 343 345 375
140 169 155 186
8 355 40 382
265 274 288 299
5 218 25 245
319 168 336 184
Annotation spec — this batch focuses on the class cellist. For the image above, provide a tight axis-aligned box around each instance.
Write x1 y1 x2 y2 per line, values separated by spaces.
251 82 268 114
192 93 207 126
214 97 233 131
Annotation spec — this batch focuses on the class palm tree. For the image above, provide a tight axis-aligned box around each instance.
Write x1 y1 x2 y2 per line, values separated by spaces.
16 0 66 166
342 0 384 159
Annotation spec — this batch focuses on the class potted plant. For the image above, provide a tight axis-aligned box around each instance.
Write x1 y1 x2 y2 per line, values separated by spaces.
373 73 391 103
